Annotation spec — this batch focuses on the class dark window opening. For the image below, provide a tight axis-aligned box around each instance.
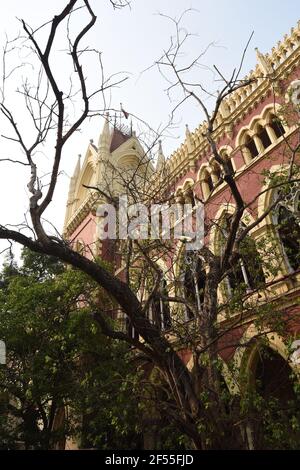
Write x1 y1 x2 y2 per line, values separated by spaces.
258 126 272 149
207 175 214 192
151 279 171 330
184 259 206 319
245 136 259 158
226 158 234 174
213 165 221 183
250 347 299 450
270 117 285 139
126 317 139 340
221 218 265 292
185 187 196 208
278 205 300 270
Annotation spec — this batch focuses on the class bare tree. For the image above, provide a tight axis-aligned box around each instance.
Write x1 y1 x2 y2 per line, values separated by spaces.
1 2 300 450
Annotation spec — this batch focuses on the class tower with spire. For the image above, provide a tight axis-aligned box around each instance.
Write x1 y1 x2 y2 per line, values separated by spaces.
63 113 149 260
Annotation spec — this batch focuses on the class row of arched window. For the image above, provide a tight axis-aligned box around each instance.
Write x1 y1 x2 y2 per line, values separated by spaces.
127 182 300 337
196 109 287 201
241 114 286 164
174 109 287 204
199 149 234 200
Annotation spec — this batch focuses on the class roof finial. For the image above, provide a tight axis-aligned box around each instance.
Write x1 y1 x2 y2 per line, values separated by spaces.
72 154 81 179
255 47 273 74
98 113 111 150
156 140 165 172
185 124 195 152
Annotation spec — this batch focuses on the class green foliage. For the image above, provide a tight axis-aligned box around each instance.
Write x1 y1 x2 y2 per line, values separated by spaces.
0 249 141 449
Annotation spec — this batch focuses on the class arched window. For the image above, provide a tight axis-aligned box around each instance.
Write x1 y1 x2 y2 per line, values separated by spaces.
175 189 185 205
150 278 171 330
256 124 272 150
184 185 196 208
219 150 235 177
243 134 259 164
247 346 299 449
183 254 206 320
244 134 259 159
273 183 300 271
269 115 285 139
126 317 139 340
210 161 222 186
200 167 214 199
219 216 265 294
222 152 234 175
207 174 214 192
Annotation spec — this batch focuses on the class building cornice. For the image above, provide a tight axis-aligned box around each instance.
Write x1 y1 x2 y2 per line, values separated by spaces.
162 21 300 186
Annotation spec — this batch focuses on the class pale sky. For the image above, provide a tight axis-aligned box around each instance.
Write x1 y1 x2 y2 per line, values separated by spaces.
0 0 299 264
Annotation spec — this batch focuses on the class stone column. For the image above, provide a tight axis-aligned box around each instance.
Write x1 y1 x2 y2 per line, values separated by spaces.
253 134 264 154
265 123 277 143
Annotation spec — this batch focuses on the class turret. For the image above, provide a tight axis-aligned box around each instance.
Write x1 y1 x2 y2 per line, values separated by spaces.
156 140 165 172
255 47 273 75
67 154 81 202
185 124 195 153
98 112 111 155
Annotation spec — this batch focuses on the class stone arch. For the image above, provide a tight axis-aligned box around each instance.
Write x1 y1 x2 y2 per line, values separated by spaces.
257 164 290 222
232 323 294 376
219 145 236 172
232 323 300 449
235 125 250 150
257 163 300 274
209 205 265 297
197 164 214 200
74 161 95 210
181 178 196 206
209 156 222 185
235 103 288 165
117 154 140 168
209 203 256 255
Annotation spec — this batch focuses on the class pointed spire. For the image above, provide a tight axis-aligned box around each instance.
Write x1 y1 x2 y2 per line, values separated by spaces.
72 154 81 179
219 99 230 119
67 154 81 203
185 124 195 153
98 112 111 151
255 47 273 75
156 140 165 172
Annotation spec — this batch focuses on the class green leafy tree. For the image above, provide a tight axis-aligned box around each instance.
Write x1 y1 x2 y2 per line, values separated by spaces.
0 249 141 449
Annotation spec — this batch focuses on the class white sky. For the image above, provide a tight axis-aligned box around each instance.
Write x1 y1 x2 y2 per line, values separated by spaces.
0 0 299 264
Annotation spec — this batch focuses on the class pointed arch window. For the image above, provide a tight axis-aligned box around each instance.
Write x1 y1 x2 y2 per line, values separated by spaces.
220 216 265 294
273 183 300 271
222 152 234 175
150 278 172 330
257 124 272 150
207 174 214 192
126 317 139 340
210 161 222 186
244 134 259 159
269 115 286 139
184 186 196 208
183 254 206 320
200 168 214 199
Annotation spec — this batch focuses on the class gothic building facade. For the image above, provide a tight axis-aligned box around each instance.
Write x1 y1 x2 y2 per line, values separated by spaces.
64 22 300 447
